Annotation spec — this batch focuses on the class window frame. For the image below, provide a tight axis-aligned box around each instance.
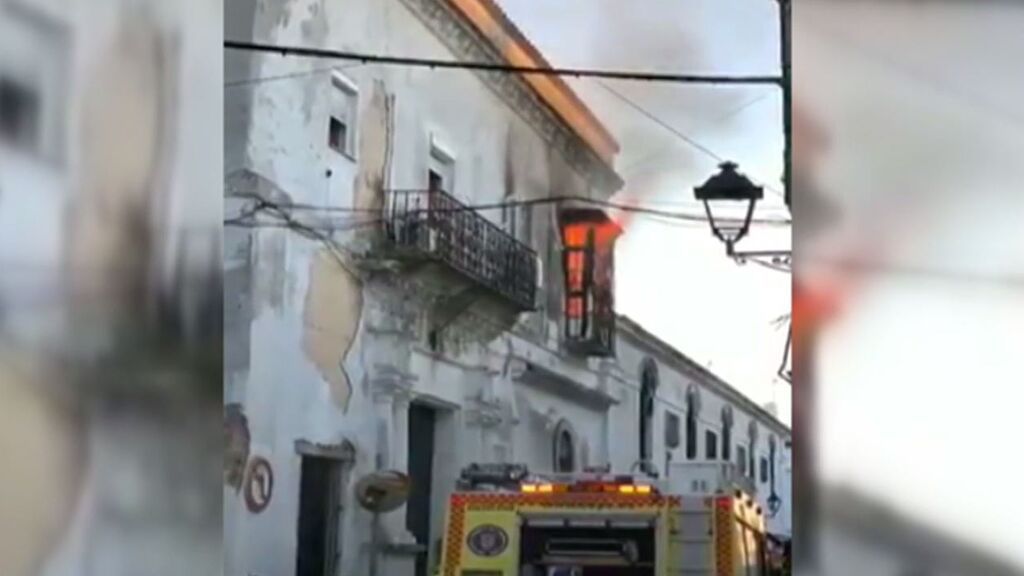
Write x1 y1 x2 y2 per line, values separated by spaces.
704 429 718 460
639 358 658 463
553 419 576 473
328 70 358 159
685 386 699 461
428 133 456 195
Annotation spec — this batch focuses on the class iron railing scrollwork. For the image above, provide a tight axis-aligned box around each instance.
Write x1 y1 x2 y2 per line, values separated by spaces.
384 189 537 310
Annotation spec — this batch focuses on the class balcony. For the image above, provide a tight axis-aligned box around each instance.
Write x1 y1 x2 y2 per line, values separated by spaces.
383 189 538 311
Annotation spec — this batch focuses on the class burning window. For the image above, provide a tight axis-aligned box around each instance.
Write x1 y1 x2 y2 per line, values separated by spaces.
560 208 621 357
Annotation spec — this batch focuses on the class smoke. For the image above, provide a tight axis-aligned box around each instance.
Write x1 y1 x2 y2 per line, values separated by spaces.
497 0 779 203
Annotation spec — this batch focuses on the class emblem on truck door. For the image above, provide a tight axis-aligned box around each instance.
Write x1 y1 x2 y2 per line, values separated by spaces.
467 524 508 557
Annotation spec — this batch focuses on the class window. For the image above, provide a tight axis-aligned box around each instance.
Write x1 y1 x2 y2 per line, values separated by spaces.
721 406 733 461
705 430 718 460
428 137 456 194
553 420 576 473
328 71 357 157
760 457 769 483
748 421 759 480
664 411 680 449
685 386 699 460
638 359 658 464
0 2 68 162
560 209 621 357
0 76 39 152
737 445 747 476
328 117 347 154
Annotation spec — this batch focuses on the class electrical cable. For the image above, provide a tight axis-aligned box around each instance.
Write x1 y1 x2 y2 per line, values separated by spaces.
597 81 785 199
224 40 783 86
619 90 773 176
225 191 791 226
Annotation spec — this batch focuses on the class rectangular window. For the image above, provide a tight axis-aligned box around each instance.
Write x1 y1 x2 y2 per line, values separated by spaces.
428 143 455 193
328 117 347 153
0 76 39 152
737 445 747 476
760 457 769 483
0 3 68 163
664 411 680 449
328 70 357 157
705 430 718 460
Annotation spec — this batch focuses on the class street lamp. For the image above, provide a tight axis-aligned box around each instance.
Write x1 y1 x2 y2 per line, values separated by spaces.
694 161 763 253
693 161 791 269
695 161 793 385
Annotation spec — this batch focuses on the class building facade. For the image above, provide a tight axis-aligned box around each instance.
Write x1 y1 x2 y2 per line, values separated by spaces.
223 1 791 576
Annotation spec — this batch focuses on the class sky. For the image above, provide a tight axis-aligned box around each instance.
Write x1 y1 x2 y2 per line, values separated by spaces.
497 0 793 425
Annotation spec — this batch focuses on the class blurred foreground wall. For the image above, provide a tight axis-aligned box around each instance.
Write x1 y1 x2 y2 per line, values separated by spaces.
795 0 1024 574
0 1 222 575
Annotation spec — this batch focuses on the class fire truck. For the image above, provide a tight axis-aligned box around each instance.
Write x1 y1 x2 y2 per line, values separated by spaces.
436 463 786 576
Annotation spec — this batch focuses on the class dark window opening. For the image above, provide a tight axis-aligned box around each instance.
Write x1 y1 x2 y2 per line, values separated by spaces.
328 116 348 154
428 169 444 193
554 422 576 473
760 457 769 483
685 390 698 461
721 407 733 462
407 404 437 576
0 77 40 152
705 430 718 460
664 411 680 449
296 455 344 576
737 445 748 476
639 360 657 465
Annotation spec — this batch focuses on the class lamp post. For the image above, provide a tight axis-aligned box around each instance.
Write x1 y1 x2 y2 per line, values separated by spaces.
694 161 793 385
693 161 792 271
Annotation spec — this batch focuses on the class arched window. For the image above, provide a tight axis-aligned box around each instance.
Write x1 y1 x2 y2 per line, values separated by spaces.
767 435 781 516
721 406 734 462
639 358 658 464
685 385 700 460
747 420 759 479
553 420 576 473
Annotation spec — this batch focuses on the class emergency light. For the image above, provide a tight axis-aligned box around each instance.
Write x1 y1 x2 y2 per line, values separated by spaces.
520 481 655 495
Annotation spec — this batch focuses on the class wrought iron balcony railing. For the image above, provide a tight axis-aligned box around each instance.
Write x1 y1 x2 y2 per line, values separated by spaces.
383 189 538 310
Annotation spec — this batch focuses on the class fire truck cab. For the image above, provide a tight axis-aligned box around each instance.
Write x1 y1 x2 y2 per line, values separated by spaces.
436 464 779 576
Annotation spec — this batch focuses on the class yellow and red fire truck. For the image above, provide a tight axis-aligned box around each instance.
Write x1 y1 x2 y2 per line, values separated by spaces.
437 464 784 576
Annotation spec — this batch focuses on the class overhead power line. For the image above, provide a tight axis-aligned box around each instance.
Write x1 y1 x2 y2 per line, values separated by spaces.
226 191 792 227
597 81 785 199
224 40 783 86
619 90 773 175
